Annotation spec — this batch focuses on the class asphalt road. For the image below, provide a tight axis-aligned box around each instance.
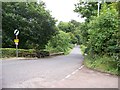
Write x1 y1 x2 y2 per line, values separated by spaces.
2 46 84 88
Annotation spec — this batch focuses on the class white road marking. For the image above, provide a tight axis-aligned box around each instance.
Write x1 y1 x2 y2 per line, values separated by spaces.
65 74 71 79
71 71 76 75
75 69 79 72
78 65 84 70
61 65 84 81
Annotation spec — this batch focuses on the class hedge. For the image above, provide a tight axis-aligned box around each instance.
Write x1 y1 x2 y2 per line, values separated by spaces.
1 48 35 58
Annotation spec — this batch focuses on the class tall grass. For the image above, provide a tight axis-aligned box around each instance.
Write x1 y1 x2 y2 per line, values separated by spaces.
84 55 118 75
80 45 119 75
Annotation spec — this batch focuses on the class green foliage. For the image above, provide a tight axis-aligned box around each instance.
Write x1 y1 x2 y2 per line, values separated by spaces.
84 55 119 75
2 2 57 50
74 2 98 22
68 32 78 44
80 45 87 54
1 48 35 58
74 2 112 22
57 21 74 33
116 2 120 17
57 20 81 44
77 2 120 75
45 31 73 54
77 22 89 45
87 3 119 57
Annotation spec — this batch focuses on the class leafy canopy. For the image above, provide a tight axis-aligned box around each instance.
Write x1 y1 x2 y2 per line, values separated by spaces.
2 2 58 50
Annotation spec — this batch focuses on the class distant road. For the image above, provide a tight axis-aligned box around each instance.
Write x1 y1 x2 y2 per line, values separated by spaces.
2 46 84 88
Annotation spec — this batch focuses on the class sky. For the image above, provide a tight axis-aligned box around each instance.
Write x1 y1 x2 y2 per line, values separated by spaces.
38 0 85 23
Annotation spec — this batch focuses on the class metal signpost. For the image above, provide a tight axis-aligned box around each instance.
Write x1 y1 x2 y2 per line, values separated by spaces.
97 0 102 17
14 29 19 57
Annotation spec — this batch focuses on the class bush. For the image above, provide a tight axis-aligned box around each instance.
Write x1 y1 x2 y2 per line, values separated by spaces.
1 48 35 58
84 55 119 75
85 3 120 68
80 45 87 54
79 3 119 75
36 51 50 58
45 31 73 54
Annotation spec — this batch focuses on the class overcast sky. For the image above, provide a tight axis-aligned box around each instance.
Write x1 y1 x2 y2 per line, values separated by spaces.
39 0 85 23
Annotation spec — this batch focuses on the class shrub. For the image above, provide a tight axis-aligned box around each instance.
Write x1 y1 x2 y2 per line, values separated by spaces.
45 31 73 54
79 3 119 75
86 3 119 67
80 45 87 54
84 55 119 75
1 48 35 58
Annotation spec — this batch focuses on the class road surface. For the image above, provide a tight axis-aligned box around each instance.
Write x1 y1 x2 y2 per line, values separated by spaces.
53 67 118 88
1 46 118 88
2 46 84 88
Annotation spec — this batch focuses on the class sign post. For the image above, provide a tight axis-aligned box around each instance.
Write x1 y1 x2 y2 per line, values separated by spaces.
14 29 19 57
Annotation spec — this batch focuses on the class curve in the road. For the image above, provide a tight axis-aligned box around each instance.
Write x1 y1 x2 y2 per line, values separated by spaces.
2 46 84 88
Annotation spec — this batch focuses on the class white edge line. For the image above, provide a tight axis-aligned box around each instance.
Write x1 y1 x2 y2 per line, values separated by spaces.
79 65 84 70
71 71 76 75
65 74 71 79
61 65 84 81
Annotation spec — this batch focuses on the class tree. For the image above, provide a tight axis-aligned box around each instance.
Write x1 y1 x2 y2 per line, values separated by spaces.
74 2 112 22
86 3 120 61
45 31 72 53
57 21 74 33
74 2 98 22
74 2 120 74
77 22 89 45
70 20 81 28
57 20 81 44
2 2 57 50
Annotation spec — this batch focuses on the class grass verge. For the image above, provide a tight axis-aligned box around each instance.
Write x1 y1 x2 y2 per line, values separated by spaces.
80 45 119 76
84 55 119 75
